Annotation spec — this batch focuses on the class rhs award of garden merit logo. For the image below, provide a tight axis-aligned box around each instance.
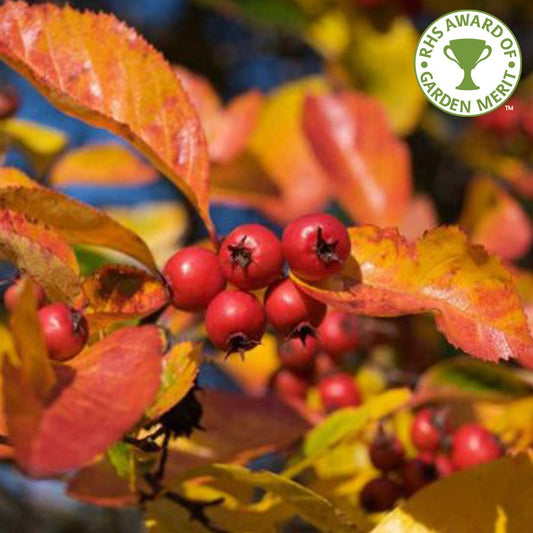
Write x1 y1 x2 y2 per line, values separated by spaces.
415 10 522 117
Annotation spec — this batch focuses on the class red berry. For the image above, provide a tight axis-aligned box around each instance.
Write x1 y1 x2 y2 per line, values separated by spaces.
314 352 338 378
317 310 359 359
434 454 456 477
272 368 308 402
318 372 361 412
218 224 284 290
282 213 351 282
401 458 438 497
163 247 225 312
278 336 319 374
264 278 326 339
360 477 401 513
475 98 520 136
205 289 266 355
411 408 447 452
38 303 88 361
451 424 503 470
3 279 46 313
369 428 405 472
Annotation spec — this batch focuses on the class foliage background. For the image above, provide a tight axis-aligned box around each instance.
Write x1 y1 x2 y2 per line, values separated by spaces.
0 0 532 531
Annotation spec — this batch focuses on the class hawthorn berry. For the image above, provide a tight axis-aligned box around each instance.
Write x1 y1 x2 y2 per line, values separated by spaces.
38 303 88 361
205 289 266 356
317 310 359 359
369 427 405 472
3 278 46 313
264 278 326 340
282 213 350 282
318 372 361 412
218 224 284 290
314 352 338 378
400 458 438 497
163 247 225 312
451 423 503 470
434 454 456 477
271 368 308 402
411 408 448 452
360 477 401 513
278 336 319 374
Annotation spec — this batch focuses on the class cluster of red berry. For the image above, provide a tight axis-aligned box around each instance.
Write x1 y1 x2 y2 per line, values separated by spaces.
475 97 533 138
163 213 351 358
3 280 88 361
360 407 503 512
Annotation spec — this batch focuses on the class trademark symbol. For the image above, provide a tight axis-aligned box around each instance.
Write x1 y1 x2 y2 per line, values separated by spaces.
505 105 514 111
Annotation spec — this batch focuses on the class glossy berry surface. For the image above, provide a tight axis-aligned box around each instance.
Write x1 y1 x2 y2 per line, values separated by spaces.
38 303 88 361
218 224 284 290
272 368 308 402
205 289 266 355
264 278 326 338
278 336 319 374
369 429 405 472
282 213 350 282
163 247 226 312
451 424 503 470
401 458 438 497
318 372 361 412
3 279 46 313
317 310 359 359
411 408 447 452
360 477 401 513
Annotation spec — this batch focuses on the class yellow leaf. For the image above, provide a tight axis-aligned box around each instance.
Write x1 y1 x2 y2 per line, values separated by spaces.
346 17 426 135
50 143 158 187
372 453 533 533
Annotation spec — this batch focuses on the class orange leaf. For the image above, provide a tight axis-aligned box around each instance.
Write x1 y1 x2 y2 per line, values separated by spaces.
461 176 532 261
176 66 263 164
0 167 156 270
399 194 438 241
83 265 169 326
303 91 412 226
50 142 158 187
4 323 164 477
0 208 84 305
292 226 533 367
0 2 214 238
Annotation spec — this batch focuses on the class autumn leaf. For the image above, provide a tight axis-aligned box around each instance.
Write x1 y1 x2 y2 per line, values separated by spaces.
303 91 412 226
50 142 158 187
146 341 201 422
4 292 164 476
0 167 156 270
190 390 310 462
460 175 532 261
344 16 426 135
0 208 84 305
398 194 438 241
0 117 67 175
245 77 330 223
176 66 263 164
372 453 533 533
83 265 169 326
161 463 358 533
292 226 533 367
0 1 214 238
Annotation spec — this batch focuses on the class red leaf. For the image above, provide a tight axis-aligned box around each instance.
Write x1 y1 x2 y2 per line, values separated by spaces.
4 304 164 476
191 390 310 462
292 226 533 368
303 91 412 226
0 2 214 239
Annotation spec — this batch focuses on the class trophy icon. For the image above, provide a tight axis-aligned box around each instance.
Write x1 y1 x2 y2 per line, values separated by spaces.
443 39 492 90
